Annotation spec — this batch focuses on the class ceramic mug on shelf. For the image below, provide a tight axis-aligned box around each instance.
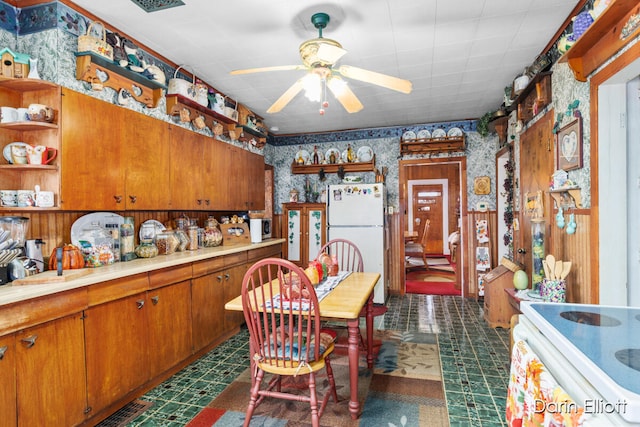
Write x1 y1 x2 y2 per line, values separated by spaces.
0 190 18 207
10 144 28 164
1 106 18 123
27 103 54 122
35 191 54 207
16 108 29 121
17 190 36 207
27 145 57 165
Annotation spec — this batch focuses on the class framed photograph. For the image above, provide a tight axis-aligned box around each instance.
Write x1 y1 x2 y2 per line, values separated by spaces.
556 117 583 171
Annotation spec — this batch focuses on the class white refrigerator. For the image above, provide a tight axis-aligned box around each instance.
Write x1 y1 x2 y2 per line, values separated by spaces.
326 183 387 304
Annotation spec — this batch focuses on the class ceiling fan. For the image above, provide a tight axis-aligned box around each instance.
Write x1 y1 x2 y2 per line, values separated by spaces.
230 12 412 114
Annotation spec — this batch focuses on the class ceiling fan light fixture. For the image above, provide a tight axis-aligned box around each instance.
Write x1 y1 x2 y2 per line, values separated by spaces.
302 72 322 102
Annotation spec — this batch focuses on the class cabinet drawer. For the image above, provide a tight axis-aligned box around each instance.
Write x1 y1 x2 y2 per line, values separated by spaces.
224 252 247 268
192 257 225 278
0 288 87 336
149 264 192 289
88 273 149 306
247 244 282 263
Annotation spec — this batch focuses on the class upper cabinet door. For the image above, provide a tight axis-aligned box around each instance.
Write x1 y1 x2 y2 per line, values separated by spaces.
60 89 125 210
124 112 170 210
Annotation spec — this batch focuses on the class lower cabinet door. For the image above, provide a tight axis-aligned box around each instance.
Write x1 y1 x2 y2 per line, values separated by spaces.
0 334 16 427
16 314 88 427
192 272 226 352
84 293 150 415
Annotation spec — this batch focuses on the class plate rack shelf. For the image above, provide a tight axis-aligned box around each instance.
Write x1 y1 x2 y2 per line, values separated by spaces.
74 52 166 108
400 135 465 155
507 71 552 124
291 155 376 174
166 94 238 129
234 125 267 148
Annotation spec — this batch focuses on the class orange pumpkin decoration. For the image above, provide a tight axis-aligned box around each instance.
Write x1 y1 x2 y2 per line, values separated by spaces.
304 264 320 285
48 244 85 270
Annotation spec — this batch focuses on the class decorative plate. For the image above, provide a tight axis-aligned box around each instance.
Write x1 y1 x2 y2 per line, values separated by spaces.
341 149 349 162
416 129 431 140
357 146 373 162
325 148 340 164
402 131 416 141
447 127 463 137
3 142 31 164
294 149 310 164
473 176 491 195
432 128 446 138
71 212 124 247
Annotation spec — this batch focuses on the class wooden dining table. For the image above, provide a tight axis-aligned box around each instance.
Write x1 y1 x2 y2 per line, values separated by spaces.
224 271 381 420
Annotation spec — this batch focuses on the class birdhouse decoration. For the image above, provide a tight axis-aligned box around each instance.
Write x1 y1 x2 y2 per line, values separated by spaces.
0 48 30 78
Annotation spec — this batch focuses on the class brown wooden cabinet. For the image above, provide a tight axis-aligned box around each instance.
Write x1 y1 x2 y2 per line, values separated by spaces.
483 265 518 328
0 78 61 210
0 334 16 427
61 88 171 210
191 257 227 352
282 203 326 267
16 314 88 427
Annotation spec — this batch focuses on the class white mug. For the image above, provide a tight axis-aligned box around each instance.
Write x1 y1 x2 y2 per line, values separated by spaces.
16 108 29 121
17 190 35 207
35 191 54 207
0 190 18 207
1 106 18 123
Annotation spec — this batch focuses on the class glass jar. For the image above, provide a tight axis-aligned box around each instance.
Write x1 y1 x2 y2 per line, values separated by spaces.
120 217 136 261
202 216 223 247
531 218 546 292
174 229 189 251
140 223 156 242
187 225 198 251
135 240 158 258
78 222 115 268
156 231 179 255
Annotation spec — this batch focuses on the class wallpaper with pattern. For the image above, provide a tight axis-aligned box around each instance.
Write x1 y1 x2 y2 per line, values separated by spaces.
3 0 617 216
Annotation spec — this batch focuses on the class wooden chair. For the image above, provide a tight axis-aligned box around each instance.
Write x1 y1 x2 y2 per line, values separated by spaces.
241 258 339 427
316 238 386 351
405 219 431 271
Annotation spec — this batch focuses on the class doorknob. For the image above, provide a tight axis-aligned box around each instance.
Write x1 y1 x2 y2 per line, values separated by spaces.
517 248 527 254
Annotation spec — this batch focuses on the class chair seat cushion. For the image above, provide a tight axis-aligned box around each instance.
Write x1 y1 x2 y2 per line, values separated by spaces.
263 329 337 362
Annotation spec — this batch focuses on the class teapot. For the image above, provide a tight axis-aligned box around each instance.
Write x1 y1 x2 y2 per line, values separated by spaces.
27 145 57 165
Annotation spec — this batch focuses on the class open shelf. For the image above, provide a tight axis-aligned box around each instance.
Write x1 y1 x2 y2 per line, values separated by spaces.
0 77 58 91
400 136 465 155
166 93 239 133
75 52 166 107
560 0 640 81
291 155 376 174
507 71 552 124
550 186 582 209
0 164 57 171
0 121 57 131
234 125 267 148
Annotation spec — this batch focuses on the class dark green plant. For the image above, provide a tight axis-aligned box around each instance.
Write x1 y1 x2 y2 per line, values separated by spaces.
477 111 494 137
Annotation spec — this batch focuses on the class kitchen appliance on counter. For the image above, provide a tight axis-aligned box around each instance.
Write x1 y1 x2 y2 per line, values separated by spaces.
327 183 387 304
514 301 640 426
0 216 37 284
261 218 272 239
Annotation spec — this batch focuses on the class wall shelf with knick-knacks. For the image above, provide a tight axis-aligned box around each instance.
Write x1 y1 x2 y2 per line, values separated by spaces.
166 93 237 130
291 156 376 175
400 135 465 154
75 52 166 107
550 187 582 209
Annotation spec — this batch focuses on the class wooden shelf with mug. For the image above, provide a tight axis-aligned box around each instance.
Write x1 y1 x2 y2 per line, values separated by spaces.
291 155 376 175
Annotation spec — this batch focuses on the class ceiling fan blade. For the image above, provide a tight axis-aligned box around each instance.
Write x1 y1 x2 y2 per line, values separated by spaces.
336 65 412 94
230 65 305 75
316 42 347 64
327 77 363 113
266 78 305 113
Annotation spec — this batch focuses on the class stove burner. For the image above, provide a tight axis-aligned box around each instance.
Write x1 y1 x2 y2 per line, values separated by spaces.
615 349 640 372
559 311 622 326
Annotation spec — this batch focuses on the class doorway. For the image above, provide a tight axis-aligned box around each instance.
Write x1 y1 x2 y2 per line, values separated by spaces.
399 157 467 295
408 180 448 255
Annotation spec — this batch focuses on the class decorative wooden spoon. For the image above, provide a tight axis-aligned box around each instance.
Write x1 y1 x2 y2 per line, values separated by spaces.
560 261 572 280
545 255 556 279
555 261 563 281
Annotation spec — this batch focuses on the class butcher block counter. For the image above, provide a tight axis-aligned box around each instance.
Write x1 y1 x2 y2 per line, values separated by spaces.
0 239 283 427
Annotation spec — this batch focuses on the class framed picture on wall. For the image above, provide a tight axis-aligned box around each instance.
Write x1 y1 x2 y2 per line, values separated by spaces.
556 117 583 171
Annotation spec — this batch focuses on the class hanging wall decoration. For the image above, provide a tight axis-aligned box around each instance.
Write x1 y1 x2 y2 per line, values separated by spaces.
556 117 583 171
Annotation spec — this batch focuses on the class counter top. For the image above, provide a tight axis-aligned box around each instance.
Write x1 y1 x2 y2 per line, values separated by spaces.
0 239 285 307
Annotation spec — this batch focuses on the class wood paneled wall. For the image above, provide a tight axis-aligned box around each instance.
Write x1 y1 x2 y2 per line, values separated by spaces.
549 211 592 304
465 210 498 298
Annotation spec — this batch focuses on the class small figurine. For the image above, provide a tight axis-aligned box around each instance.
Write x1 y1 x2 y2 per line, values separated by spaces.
312 145 319 164
346 144 355 163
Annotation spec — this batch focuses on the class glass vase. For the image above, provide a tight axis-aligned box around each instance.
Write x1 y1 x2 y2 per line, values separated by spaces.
531 218 546 292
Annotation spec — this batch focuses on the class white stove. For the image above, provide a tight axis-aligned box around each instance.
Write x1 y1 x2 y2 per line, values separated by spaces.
515 301 640 425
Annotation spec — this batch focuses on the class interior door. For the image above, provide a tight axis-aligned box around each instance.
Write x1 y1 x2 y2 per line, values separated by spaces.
412 184 443 254
517 110 555 280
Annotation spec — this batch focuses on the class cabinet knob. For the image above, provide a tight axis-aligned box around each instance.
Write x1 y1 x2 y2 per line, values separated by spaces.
114 195 123 203
224 273 230 281
151 295 159 305
20 335 38 349
129 195 137 204
216 275 223 282
517 248 527 254
196 199 202 205
0 345 7 360
136 299 145 310
205 199 210 206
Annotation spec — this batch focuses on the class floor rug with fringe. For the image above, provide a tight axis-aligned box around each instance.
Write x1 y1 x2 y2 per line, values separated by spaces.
186 330 449 426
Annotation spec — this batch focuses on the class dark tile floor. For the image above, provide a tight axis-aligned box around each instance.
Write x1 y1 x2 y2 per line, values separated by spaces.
129 294 511 426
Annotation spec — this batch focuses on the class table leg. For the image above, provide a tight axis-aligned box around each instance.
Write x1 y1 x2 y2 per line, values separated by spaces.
365 294 374 369
346 317 360 420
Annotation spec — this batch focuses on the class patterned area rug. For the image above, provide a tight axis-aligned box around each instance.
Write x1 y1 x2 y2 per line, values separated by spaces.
405 270 461 296
186 330 448 426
